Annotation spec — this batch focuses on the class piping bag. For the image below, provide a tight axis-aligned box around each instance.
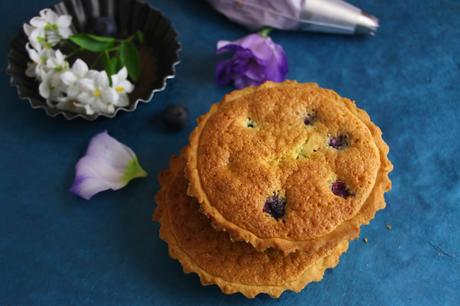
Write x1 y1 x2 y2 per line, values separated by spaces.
207 0 379 35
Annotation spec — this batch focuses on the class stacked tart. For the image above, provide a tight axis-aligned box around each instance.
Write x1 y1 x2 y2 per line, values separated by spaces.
154 81 392 298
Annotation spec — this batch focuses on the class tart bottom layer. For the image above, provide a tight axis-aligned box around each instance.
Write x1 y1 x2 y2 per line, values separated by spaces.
154 153 349 298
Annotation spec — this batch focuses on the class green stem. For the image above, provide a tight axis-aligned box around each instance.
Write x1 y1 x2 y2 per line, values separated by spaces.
259 27 273 37
114 33 136 44
67 48 83 58
105 46 121 53
103 51 114 84
90 53 104 69
125 36 135 43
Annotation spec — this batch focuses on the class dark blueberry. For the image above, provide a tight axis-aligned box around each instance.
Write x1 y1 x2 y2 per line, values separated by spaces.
91 17 118 37
331 181 353 198
246 118 257 128
303 112 317 125
263 194 286 220
163 104 189 131
329 135 348 150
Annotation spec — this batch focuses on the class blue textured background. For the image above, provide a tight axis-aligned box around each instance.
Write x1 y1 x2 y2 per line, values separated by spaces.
1 0 459 305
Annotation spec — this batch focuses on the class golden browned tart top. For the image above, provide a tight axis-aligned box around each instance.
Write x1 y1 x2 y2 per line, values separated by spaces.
186 81 392 253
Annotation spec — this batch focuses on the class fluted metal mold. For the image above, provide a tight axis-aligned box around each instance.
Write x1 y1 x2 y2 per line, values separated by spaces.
7 0 181 120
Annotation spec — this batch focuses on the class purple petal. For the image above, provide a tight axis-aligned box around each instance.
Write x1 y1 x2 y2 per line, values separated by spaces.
234 75 260 89
216 59 235 86
70 131 147 200
241 34 275 60
69 175 115 200
264 42 288 81
217 42 244 54
216 49 254 86
215 33 288 88
231 34 267 54
70 155 125 200
86 130 136 169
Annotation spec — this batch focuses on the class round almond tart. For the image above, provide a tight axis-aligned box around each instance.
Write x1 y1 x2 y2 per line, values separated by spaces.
154 154 349 298
186 81 392 254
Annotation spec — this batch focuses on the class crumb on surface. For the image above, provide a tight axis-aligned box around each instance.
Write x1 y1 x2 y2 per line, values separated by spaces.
363 237 368 243
386 224 392 230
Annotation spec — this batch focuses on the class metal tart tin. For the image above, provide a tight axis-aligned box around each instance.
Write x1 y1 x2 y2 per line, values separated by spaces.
7 0 181 120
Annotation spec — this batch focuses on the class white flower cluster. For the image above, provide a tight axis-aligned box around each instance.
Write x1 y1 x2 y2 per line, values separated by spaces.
24 9 134 115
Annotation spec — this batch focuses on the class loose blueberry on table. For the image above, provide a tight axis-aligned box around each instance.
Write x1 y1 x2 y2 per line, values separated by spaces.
163 104 189 131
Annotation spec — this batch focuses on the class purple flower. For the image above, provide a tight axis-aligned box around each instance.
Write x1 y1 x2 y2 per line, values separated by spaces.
216 32 288 89
70 131 147 200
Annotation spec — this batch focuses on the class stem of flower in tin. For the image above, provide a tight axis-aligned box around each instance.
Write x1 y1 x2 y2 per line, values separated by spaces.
67 31 143 82
67 47 83 58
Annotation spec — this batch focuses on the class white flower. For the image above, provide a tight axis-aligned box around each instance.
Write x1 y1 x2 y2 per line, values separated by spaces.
110 67 134 107
22 9 139 116
60 59 98 115
70 131 148 200
35 50 69 101
25 9 72 48
23 23 35 37
38 70 67 102
45 49 69 72
60 64 136 115
77 71 118 114
23 24 45 50
25 43 52 78
31 9 73 40
60 59 89 99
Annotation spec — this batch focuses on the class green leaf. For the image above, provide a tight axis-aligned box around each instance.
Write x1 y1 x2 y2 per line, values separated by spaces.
69 34 114 52
135 31 145 44
102 53 117 80
120 41 140 82
87 34 116 43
